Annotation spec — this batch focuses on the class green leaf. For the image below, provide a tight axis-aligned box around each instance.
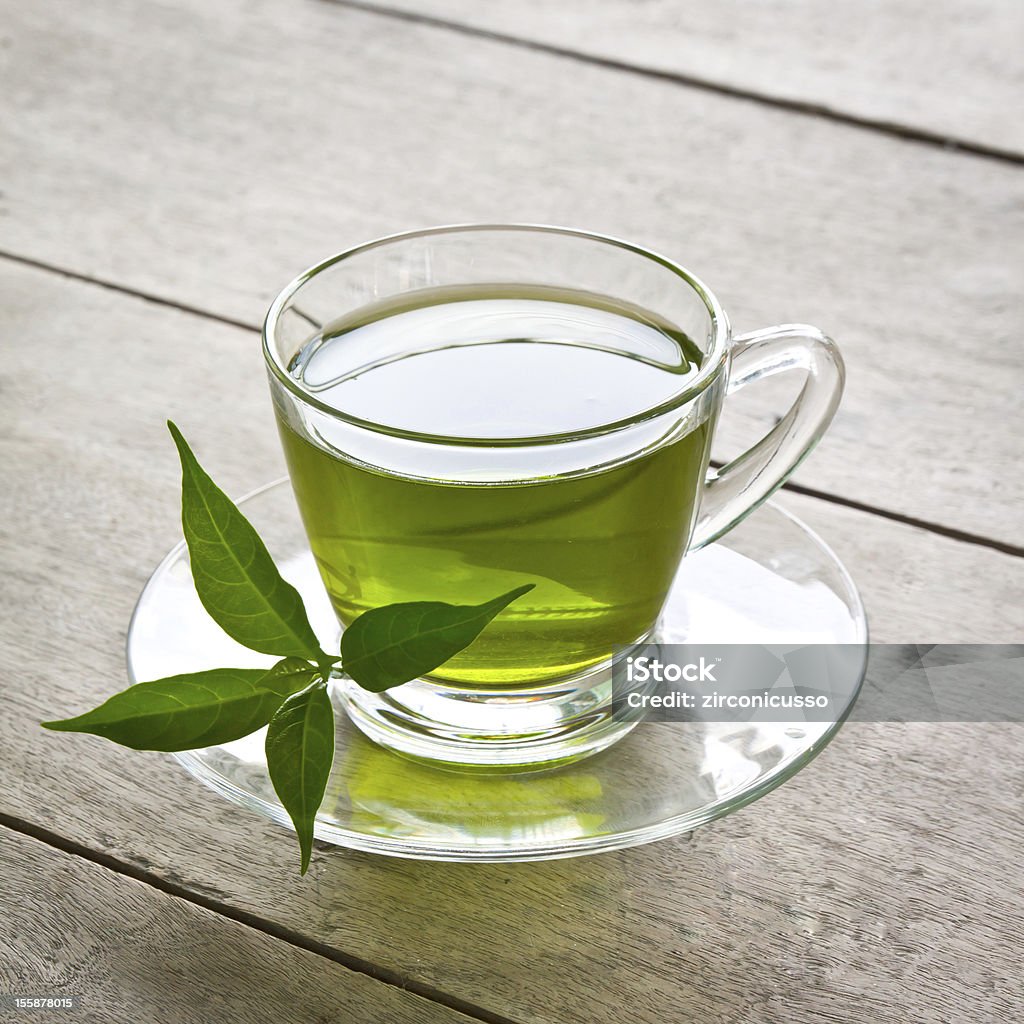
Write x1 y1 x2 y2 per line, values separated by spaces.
41 659 319 751
168 421 327 665
341 584 535 692
265 680 335 874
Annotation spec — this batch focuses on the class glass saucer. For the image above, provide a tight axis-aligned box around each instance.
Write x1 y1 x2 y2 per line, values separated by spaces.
126 479 867 862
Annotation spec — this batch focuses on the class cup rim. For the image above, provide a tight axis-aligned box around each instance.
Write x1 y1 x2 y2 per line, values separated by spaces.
262 223 730 447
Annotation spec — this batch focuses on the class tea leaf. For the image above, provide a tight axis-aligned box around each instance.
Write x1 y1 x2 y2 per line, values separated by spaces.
168 422 328 666
265 680 335 874
41 659 319 751
341 584 535 692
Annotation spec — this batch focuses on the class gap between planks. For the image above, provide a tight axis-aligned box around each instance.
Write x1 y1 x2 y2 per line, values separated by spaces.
2 246 1020 561
0 810 523 1024
318 0 1024 168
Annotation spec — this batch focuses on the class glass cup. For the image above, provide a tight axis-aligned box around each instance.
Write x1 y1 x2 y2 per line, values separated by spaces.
263 225 844 768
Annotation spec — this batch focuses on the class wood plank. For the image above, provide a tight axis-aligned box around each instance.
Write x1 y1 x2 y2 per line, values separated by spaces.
1 261 1022 1023
0 0 1021 544
0 828 477 1024
370 0 1024 156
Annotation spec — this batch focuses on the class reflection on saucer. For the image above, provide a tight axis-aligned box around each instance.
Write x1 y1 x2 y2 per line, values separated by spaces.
328 732 605 845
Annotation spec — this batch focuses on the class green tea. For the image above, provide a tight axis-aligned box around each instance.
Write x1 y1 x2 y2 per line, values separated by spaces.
277 285 712 686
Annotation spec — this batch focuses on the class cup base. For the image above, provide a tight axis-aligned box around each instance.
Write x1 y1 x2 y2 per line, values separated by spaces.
338 643 645 771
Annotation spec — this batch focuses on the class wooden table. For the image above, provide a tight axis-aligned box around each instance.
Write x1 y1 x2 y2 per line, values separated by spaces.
2 2 1021 1021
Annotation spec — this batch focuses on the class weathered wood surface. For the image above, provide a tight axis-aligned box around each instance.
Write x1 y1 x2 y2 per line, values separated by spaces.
1 1 1021 1021
2 260 1022 1023
367 0 1024 156
0 828 475 1024
1 0 1022 544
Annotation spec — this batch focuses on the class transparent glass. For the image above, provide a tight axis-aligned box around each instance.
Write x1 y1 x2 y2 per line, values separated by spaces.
263 225 845 767
127 481 867 861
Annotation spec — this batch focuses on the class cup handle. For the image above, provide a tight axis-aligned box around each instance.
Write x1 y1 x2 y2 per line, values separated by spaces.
689 323 845 550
